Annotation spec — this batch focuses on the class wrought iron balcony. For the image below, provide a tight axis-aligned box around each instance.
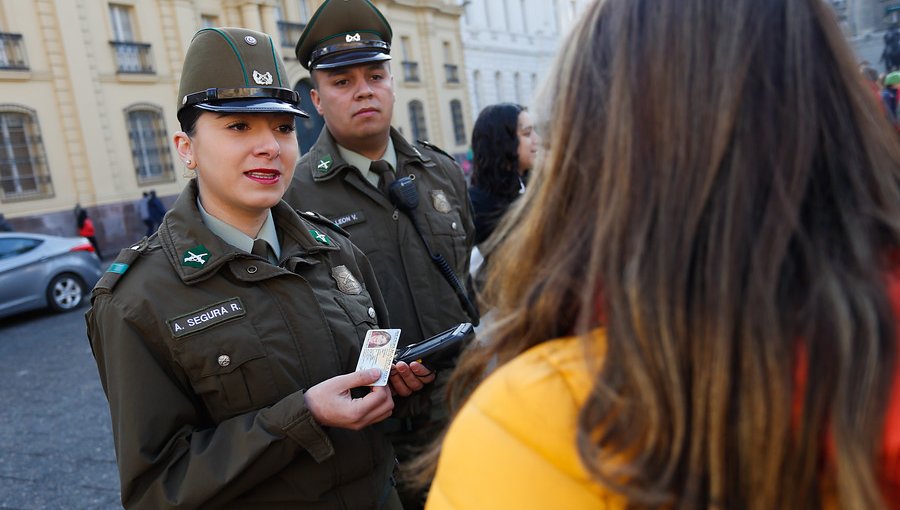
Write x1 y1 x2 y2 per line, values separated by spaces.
110 41 155 74
278 21 306 51
402 61 420 83
444 63 460 84
0 33 28 70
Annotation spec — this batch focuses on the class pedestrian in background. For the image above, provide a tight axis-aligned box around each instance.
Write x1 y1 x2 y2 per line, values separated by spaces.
147 190 166 231
87 27 431 509
424 0 900 508
883 71 900 131
0 213 12 232
76 207 102 259
468 103 539 248
283 2 477 507
137 191 153 237
466 103 540 288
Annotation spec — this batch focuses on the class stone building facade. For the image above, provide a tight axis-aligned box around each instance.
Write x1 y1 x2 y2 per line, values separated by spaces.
0 0 471 254
459 0 590 119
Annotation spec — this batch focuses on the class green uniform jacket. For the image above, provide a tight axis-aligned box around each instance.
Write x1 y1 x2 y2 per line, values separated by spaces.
86 180 397 509
283 128 476 347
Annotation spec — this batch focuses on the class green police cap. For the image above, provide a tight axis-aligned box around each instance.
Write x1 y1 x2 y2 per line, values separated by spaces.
178 27 308 118
295 0 392 71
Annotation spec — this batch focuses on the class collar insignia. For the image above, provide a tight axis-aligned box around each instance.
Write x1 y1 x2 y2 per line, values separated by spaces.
252 70 273 85
331 265 362 295
316 155 333 174
309 229 332 246
182 245 210 268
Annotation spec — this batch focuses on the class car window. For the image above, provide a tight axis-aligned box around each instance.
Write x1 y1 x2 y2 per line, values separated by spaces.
0 238 43 260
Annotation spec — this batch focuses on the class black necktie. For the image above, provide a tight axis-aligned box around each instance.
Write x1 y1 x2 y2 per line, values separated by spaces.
369 160 396 196
251 238 271 263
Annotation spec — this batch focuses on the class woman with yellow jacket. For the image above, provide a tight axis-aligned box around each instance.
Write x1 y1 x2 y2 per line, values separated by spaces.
424 0 900 508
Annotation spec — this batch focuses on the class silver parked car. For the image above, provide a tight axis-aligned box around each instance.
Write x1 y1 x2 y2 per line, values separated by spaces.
0 232 103 319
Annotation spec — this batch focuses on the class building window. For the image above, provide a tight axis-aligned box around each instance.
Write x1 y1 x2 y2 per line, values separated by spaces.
109 4 154 73
443 42 459 84
200 14 219 28
400 36 420 83
408 100 428 142
503 0 513 30
0 106 53 202
109 4 135 41
494 71 503 102
473 70 482 112
514 72 522 103
520 0 528 33
450 100 465 146
278 21 306 49
126 106 174 184
298 0 311 23
0 33 28 70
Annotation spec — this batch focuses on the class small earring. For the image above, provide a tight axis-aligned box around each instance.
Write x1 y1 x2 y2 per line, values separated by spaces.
185 159 192 166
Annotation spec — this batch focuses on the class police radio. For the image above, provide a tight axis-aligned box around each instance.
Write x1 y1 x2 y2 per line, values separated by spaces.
387 177 480 326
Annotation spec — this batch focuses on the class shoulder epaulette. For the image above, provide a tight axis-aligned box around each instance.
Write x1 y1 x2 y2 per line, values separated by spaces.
296 209 350 238
91 237 150 299
417 139 455 161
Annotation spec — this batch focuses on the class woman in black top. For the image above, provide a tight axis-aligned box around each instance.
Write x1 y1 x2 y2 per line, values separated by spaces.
468 103 541 246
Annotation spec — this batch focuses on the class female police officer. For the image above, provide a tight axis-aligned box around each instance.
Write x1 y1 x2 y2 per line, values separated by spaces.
86 27 430 509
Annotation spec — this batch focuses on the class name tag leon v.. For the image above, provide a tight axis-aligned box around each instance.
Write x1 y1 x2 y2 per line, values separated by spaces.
166 297 246 338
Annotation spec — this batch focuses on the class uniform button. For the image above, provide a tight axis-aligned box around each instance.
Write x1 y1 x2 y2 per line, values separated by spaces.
217 355 231 367
368 307 376 319
247 265 258 274
451 222 457 230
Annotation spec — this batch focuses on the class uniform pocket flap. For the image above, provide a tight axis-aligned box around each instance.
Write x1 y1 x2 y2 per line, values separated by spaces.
424 211 464 237
335 294 377 326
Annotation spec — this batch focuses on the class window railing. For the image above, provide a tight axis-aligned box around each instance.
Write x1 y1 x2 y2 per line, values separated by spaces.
402 61 420 83
110 41 154 74
444 63 460 84
277 21 306 51
0 33 28 70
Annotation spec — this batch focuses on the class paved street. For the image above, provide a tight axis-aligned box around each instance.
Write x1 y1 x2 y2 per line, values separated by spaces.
0 306 120 509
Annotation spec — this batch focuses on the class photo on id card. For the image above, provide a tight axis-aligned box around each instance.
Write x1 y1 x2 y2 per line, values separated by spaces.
355 329 401 386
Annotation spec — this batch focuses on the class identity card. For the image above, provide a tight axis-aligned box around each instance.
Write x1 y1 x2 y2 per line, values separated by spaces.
355 329 401 386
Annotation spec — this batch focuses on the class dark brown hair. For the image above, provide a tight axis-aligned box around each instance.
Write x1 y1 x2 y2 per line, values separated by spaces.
435 0 900 508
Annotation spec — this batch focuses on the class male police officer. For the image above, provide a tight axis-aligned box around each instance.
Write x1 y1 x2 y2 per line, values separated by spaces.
283 1 477 506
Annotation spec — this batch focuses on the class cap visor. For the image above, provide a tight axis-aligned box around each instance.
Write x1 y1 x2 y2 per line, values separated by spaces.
196 98 309 118
313 51 391 70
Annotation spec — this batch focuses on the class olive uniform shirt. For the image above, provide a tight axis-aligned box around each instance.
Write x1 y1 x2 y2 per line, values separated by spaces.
86 180 399 509
283 127 476 347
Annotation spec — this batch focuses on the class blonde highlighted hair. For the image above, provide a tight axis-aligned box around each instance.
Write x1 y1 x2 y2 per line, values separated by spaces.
434 0 900 508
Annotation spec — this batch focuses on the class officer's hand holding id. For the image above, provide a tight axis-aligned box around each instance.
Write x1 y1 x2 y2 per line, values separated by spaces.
304 369 394 431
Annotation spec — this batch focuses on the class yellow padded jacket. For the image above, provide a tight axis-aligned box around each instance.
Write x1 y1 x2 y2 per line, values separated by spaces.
426 333 625 509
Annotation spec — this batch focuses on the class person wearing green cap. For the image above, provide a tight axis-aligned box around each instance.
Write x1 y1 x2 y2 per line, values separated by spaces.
86 27 427 509
883 71 900 131
283 1 478 507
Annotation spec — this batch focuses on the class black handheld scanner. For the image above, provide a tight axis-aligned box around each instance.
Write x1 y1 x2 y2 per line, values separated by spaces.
394 322 474 369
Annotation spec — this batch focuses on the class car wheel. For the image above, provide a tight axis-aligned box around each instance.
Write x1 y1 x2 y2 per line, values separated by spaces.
46 273 87 312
